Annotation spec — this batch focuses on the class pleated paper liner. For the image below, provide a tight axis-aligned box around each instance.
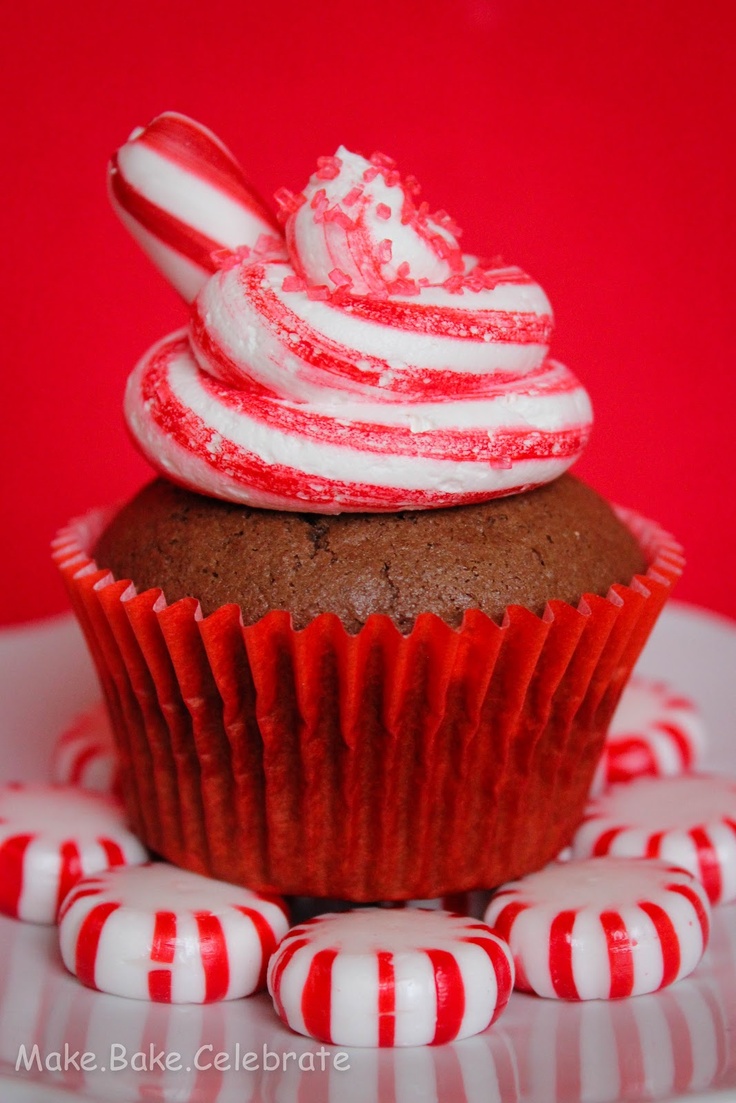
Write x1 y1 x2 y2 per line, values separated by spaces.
52 505 683 901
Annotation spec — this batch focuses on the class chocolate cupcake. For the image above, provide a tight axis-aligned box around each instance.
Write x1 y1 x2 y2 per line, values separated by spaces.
55 113 682 900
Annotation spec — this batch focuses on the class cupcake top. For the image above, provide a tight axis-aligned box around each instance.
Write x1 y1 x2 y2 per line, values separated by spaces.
94 474 648 632
110 113 593 513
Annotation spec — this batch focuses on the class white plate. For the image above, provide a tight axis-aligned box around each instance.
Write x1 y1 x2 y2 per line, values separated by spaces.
1 602 736 1103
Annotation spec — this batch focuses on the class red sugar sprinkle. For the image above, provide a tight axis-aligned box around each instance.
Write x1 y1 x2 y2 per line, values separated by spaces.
418 277 430 286
387 277 419 296
310 189 330 223
362 166 381 183
210 247 238 270
376 203 392 220
370 151 397 169
254 233 283 257
210 244 253 270
464 269 486 292
324 207 356 230
274 188 306 221
343 185 364 207
282 275 306 292
377 238 393 264
448 249 465 274
396 261 411 278
315 155 343 180
481 269 503 288
328 268 353 287
442 274 465 293
431 234 452 260
403 174 421 197
434 210 462 237
400 196 416 225
306 285 330 301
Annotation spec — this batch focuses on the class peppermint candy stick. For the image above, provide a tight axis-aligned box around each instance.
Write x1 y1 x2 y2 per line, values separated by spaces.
108 111 280 301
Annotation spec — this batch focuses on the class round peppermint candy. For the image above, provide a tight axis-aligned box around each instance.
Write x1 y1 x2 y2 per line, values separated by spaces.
484 857 710 1000
573 775 736 904
0 783 147 924
51 702 121 796
58 863 290 1003
603 677 706 785
267 907 513 1047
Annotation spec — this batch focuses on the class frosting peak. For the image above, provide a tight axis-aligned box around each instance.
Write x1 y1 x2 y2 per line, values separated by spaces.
113 114 593 513
285 147 464 297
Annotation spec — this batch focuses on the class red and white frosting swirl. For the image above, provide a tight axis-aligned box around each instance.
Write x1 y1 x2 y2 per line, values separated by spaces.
115 118 593 511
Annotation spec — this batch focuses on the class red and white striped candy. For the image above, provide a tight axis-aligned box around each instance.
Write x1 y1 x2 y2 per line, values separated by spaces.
51 701 120 796
572 775 736 905
267 907 513 1047
108 112 280 301
603 677 706 785
0 783 147 924
58 863 289 1003
484 857 710 1000
517 972 728 1101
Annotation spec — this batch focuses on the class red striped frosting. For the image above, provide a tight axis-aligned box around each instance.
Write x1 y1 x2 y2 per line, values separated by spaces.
112 116 593 511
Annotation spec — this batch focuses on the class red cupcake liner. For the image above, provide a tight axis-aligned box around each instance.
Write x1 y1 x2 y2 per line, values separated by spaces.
52 505 683 901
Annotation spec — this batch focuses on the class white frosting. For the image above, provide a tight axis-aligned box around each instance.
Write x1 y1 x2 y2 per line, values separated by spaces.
111 116 593 510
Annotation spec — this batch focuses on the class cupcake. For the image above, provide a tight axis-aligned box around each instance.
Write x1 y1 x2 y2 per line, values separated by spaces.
54 113 682 901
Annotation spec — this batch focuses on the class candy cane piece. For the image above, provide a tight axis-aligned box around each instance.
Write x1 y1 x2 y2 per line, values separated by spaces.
108 111 281 301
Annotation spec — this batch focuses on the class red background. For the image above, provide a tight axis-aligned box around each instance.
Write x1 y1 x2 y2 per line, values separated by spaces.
2 0 735 626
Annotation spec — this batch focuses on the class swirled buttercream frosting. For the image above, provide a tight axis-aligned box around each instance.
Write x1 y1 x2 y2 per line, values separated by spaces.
112 114 593 512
